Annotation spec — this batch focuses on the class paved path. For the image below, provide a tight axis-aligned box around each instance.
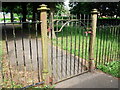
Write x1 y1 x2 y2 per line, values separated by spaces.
55 70 119 88
3 24 87 83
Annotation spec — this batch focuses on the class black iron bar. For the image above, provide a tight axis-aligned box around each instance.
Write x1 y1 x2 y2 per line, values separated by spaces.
77 14 81 73
12 23 18 66
112 26 116 61
56 14 59 81
65 22 68 77
35 13 40 82
0 21 41 24
22 81 44 89
104 26 109 64
28 21 34 84
85 15 89 67
61 20 64 78
110 26 114 61
50 18 54 82
3 13 13 85
107 25 112 63
81 15 85 72
98 25 102 65
96 19 100 67
69 18 73 76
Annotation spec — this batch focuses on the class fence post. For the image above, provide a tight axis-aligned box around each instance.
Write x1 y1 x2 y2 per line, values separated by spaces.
89 9 98 72
37 4 50 82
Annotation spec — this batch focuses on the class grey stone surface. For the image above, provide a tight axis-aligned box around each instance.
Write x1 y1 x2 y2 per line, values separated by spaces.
55 71 119 88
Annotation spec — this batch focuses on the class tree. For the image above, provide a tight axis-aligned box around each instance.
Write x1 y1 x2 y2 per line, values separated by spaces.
69 2 120 17
55 3 66 15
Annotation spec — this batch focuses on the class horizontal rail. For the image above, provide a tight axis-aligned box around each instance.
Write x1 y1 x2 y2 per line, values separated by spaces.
53 19 92 22
22 81 44 89
0 21 42 24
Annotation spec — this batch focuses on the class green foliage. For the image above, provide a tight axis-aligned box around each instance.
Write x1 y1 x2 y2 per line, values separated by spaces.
69 2 120 17
98 17 120 19
55 3 67 15
97 61 120 78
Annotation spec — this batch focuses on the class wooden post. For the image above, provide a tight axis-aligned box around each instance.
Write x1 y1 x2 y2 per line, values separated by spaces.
37 4 50 82
89 9 98 72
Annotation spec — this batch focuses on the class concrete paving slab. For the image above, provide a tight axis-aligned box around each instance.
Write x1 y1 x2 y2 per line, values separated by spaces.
55 70 119 88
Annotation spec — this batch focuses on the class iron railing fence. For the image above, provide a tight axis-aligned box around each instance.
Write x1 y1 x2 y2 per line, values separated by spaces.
1 20 43 87
95 16 120 67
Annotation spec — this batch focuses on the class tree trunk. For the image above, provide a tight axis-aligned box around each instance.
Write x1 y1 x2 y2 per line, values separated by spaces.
10 10 14 22
32 3 36 30
22 3 27 29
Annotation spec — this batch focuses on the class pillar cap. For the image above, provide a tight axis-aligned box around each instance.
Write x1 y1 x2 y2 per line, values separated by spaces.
37 4 50 11
91 9 99 14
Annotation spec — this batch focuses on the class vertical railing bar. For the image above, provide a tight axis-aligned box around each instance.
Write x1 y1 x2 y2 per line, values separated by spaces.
109 21 113 61
116 26 119 60
102 26 107 65
50 15 54 82
85 14 89 67
103 26 108 65
28 20 34 84
98 25 102 65
104 26 109 64
109 26 112 62
110 26 114 61
12 23 18 66
95 16 99 67
107 25 112 63
115 26 118 60
101 24 105 64
77 14 81 73
117 26 119 60
111 26 116 61
73 15 77 74
99 22 103 65
61 20 64 78
97 26 100 65
81 14 85 72
106 26 110 63
21 24 26 67
118 26 120 60
56 14 59 81
35 13 40 82
12 21 21 85
3 13 13 85
69 19 72 76
65 20 68 77
106 26 111 63
112 26 116 61
20 20 27 85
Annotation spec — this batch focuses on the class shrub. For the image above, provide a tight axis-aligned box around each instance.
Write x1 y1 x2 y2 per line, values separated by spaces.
97 61 120 78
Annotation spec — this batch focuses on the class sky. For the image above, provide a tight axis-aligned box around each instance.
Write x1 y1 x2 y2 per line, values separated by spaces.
64 0 70 10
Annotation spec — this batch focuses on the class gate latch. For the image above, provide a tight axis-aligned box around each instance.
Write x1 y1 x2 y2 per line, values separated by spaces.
84 27 92 36
84 31 93 36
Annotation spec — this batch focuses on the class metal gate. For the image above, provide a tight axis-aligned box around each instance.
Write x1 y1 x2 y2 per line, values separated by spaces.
49 14 93 83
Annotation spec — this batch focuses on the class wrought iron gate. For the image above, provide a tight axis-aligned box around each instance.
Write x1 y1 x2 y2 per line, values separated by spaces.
49 14 93 83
